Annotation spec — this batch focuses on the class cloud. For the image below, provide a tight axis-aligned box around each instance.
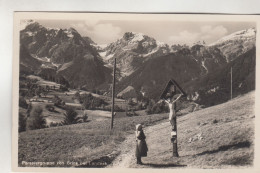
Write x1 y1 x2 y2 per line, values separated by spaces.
169 25 228 45
169 30 199 45
71 21 121 44
90 23 122 43
200 25 228 41
84 20 99 28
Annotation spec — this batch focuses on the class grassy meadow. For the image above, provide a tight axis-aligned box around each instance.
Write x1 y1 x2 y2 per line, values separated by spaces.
18 112 168 167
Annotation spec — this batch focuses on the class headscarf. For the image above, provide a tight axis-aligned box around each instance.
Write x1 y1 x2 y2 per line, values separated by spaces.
136 124 142 131
135 124 142 141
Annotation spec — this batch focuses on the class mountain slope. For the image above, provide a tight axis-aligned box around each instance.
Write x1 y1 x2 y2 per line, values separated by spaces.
20 22 99 64
19 44 41 74
209 28 256 62
117 44 227 100
57 54 112 89
100 32 170 77
20 21 112 89
117 52 201 99
183 47 256 106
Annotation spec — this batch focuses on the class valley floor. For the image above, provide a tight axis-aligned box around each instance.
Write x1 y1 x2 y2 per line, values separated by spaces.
109 91 255 168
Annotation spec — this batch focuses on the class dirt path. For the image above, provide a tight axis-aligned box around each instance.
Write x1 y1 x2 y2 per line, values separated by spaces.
108 120 173 168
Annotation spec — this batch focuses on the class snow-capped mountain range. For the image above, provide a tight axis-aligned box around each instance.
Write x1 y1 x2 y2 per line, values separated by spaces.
19 21 256 103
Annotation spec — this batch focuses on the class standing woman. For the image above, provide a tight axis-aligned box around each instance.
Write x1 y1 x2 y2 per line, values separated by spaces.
135 124 148 164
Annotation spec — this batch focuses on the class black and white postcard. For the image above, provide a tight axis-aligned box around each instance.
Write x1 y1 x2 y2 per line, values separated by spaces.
12 12 260 172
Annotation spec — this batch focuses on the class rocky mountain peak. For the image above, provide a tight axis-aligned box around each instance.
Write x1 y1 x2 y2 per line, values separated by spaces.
99 32 170 78
122 32 147 42
63 27 80 38
22 21 43 31
209 28 256 47
209 27 256 62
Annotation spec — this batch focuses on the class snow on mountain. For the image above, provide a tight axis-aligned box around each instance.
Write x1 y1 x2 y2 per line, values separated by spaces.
20 20 36 30
129 32 145 43
209 28 256 46
63 29 74 38
99 44 108 49
20 21 112 89
20 22 96 63
209 28 256 62
105 32 170 60
101 32 170 78
201 60 208 74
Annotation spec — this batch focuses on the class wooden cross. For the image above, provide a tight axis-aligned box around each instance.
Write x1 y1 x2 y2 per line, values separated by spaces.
160 79 186 157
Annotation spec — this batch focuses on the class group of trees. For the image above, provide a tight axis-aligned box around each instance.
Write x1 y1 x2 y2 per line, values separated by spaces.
19 91 91 133
19 76 69 99
19 104 88 132
73 92 108 110
38 69 70 89
146 100 169 115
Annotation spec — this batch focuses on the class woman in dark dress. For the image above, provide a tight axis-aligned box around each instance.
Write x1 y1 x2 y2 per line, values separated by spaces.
135 124 148 164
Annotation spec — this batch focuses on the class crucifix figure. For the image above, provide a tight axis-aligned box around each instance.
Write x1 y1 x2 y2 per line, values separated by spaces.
165 94 182 130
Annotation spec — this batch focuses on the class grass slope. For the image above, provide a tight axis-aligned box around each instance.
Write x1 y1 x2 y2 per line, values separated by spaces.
133 91 255 168
18 112 168 167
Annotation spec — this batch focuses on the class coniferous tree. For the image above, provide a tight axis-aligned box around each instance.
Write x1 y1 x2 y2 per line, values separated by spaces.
62 107 80 125
19 112 27 132
26 106 46 130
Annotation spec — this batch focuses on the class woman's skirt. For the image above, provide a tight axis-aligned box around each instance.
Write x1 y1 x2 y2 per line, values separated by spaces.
135 140 148 157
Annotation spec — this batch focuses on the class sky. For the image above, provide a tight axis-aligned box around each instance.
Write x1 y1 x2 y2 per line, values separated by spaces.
35 19 255 45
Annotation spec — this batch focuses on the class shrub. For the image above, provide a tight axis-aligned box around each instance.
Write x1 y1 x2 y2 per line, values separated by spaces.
50 122 62 127
26 106 46 130
53 95 65 108
26 103 32 117
19 112 27 132
146 100 155 115
45 104 55 112
19 96 28 109
81 93 107 110
73 91 81 100
127 98 136 107
82 113 88 122
212 119 219 124
82 97 92 109
60 85 69 92
41 88 48 97
46 85 50 91
114 105 123 112
152 101 169 114
34 87 42 97
146 100 169 115
136 103 143 111
92 97 107 109
126 110 138 117
62 107 80 125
